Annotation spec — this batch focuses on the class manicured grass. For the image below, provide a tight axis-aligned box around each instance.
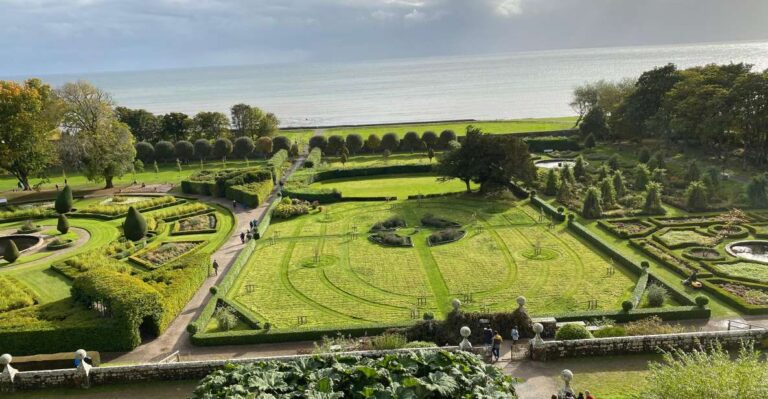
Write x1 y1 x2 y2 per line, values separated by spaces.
546 354 659 399
227 198 636 330
714 262 768 282
319 117 577 139
309 173 476 199
323 153 435 169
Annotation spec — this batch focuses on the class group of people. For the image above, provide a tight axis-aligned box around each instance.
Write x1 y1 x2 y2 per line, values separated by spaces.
482 326 520 362
553 391 596 399
240 218 260 243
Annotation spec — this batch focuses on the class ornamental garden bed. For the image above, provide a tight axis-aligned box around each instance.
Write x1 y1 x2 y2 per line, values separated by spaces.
681 247 725 262
649 215 740 227
421 214 461 229
369 216 407 232
598 218 656 238
712 261 768 283
368 232 413 247
707 224 749 239
630 238 708 277
16 220 42 234
171 214 218 236
427 229 466 246
130 241 204 269
652 227 717 249
46 238 75 250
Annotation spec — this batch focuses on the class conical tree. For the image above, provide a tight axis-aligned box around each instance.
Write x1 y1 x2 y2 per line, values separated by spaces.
635 164 651 190
582 186 603 219
643 182 665 214
600 178 617 208
123 206 147 241
584 133 596 148
57 214 70 234
557 178 572 204
573 156 586 181
747 174 768 207
686 181 708 211
612 170 626 198
686 161 701 183
638 148 651 164
560 164 576 185
55 185 73 214
598 165 610 181
4 240 19 263
544 169 559 196
608 154 620 171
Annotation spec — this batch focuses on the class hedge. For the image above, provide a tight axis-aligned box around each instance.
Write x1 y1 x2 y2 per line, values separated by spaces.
630 271 650 307
531 195 566 222
597 218 657 239
406 192 464 200
72 198 186 220
313 164 433 182
507 180 530 199
523 135 581 152
281 187 342 203
254 199 280 239
182 167 269 198
550 305 710 323
192 322 414 346
226 179 274 208
304 147 322 168
268 149 289 181
629 238 711 279
144 252 212 330
699 278 768 315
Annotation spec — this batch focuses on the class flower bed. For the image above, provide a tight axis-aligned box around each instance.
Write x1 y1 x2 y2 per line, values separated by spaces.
652 227 717 249
631 238 707 277
682 247 725 262
171 214 218 236
80 195 178 217
649 215 739 227
368 232 413 247
131 241 203 269
598 218 656 238
369 216 406 232
46 238 74 250
707 224 749 239
719 282 768 305
421 214 461 229
427 229 466 246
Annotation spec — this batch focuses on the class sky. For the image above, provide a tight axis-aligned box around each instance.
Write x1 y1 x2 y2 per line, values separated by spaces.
2 0 768 76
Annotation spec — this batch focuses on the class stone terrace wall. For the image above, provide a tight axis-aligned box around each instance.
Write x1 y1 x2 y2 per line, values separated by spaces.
530 329 767 361
4 346 462 392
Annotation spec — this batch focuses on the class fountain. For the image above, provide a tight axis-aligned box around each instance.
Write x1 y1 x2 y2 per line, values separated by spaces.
726 240 768 264
0 235 43 258
534 159 578 169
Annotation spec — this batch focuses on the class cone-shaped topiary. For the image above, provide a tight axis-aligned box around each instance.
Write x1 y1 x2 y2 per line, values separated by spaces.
557 178 572 204
55 185 73 214
57 214 70 234
685 180 708 211
600 178 617 208
573 156 586 181
581 186 603 219
123 206 147 241
643 182 665 215
612 170 626 198
544 169 558 196
4 240 20 263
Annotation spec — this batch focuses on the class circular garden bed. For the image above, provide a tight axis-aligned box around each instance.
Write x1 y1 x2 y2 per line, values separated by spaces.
682 247 725 261
708 224 749 239
427 229 466 246
47 238 75 250
519 247 560 261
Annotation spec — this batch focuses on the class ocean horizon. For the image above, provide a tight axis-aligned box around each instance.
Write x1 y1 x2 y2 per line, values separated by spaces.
9 40 768 127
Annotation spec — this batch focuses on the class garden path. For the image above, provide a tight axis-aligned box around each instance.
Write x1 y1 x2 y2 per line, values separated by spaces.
0 227 90 271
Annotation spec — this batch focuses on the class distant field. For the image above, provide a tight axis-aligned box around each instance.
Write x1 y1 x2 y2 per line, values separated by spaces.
309 173 475 199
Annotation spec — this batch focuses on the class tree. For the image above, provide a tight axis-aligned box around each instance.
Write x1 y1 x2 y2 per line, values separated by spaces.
258 112 279 137
635 164 651 190
573 156 587 181
340 145 349 158
643 182 665 214
584 133 596 148
685 161 701 183
401 131 423 153
557 178 572 204
648 151 665 170
580 107 609 140
380 133 399 153
255 137 273 158
134 159 144 174
153 161 159 174
544 169 558 196
570 83 600 126
160 112 191 141
135 141 155 163
612 170 626 198
326 135 345 156
438 130 456 149
80 121 136 188
639 148 651 163
3 240 19 263
57 214 70 234
175 140 194 162
194 139 211 161
0 79 62 190
115 107 161 142
272 136 291 153
231 104 277 138
234 137 255 159
421 131 438 149
192 111 229 140
731 72 768 167
608 154 620 171
213 138 233 160
309 136 327 152
651 168 667 184
600 178 617 208
581 186 603 219
345 134 363 155
123 206 147 241
427 147 435 163
289 143 299 158
55 185 73 214
365 134 381 152
154 140 175 162
685 181 708 211
597 164 610 181
56 134 85 178
340 152 348 166
560 164 576 185
746 173 768 207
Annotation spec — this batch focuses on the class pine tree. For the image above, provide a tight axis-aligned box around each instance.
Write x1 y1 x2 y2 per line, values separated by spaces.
608 154 620 171
643 182 665 214
635 164 651 190
638 148 651 164
686 161 701 183
584 133 596 148
746 174 768 207
3 240 19 263
557 178 572 204
55 185 73 214
123 206 147 241
612 170 626 198
686 181 708 211
582 186 603 219
544 169 559 196
598 165 610 181
57 214 70 234
600 178 617 208
560 164 576 185
573 156 586 181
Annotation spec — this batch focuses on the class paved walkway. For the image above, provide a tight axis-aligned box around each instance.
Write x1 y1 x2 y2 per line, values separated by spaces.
105 153 309 364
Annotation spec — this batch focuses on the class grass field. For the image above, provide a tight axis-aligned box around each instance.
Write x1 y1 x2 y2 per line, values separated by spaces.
225 197 636 330
309 173 476 199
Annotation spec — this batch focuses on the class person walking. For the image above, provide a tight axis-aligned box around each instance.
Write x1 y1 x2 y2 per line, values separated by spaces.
491 330 503 362
585 390 596 399
511 325 520 345
232 200 237 210
212 260 219 276
240 232 246 243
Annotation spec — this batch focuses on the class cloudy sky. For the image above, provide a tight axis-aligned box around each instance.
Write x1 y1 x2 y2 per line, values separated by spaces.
2 0 768 76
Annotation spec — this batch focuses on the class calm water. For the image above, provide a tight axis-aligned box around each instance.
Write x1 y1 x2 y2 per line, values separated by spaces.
20 41 768 127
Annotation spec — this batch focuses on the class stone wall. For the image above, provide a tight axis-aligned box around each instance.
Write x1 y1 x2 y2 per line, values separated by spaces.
530 329 767 361
3 346 463 392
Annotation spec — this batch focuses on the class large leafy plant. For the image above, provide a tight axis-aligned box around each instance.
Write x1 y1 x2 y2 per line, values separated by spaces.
192 350 517 398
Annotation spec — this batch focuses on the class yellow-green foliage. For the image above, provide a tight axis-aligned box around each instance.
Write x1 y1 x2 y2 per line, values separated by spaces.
0 276 36 312
148 203 209 221
83 196 176 216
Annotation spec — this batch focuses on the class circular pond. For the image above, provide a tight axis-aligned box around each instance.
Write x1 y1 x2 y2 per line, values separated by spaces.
726 240 768 264
0 235 43 258
535 159 576 169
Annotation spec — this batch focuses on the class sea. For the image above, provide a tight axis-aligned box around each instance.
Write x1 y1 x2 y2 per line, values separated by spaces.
20 40 768 127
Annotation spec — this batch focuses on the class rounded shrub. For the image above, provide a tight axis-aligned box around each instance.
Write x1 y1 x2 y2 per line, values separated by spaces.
622 300 634 312
422 312 435 320
641 261 650 269
646 283 668 308
123 206 147 241
555 323 592 341
210 286 218 295
3 240 20 263
695 295 710 307
57 214 70 234
55 185 74 214
186 323 199 334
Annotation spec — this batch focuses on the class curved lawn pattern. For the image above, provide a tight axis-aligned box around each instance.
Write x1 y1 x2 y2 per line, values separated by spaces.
230 198 636 330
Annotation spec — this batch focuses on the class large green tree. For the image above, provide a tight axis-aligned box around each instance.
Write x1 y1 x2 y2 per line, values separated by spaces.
192 111 229 140
0 79 62 190
231 104 278 138
115 107 161 142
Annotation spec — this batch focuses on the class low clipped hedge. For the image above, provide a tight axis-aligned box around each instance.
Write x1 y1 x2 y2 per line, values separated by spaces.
281 187 342 203
313 164 433 182
630 238 711 279
144 252 212 330
699 278 768 314
226 179 274 208
597 218 657 238
192 322 413 346
707 224 749 239
523 135 581 152
531 195 566 222
555 323 592 340
630 271 650 307
182 167 270 198
268 149 289 181
304 147 322 168
551 306 710 323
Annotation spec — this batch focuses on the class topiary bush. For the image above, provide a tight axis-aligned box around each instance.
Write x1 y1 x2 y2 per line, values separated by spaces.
3 240 20 263
57 214 70 234
695 295 710 307
123 206 147 241
369 232 411 247
622 300 634 312
370 216 406 232
55 185 73 214
646 283 669 307
428 229 466 246
555 323 592 340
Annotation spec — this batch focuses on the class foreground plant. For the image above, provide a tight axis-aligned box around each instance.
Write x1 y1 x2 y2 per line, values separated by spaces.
192 350 517 398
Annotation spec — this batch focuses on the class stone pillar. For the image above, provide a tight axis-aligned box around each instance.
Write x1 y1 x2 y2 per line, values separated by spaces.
559 369 574 397
0 354 17 392
459 326 472 351
74 349 92 389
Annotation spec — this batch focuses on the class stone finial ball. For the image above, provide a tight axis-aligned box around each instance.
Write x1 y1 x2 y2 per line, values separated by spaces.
561 369 573 382
460 326 471 338
516 296 527 307
0 354 11 366
75 349 87 360
451 298 461 311
533 323 543 334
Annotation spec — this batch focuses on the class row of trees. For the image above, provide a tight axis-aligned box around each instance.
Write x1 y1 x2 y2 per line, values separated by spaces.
116 103 278 143
134 135 299 163
309 130 458 155
573 63 768 166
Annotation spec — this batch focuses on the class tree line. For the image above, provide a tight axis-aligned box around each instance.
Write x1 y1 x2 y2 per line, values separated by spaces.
574 63 768 166
308 130 458 156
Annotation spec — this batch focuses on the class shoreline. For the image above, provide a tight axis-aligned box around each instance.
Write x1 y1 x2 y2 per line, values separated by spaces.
280 116 576 131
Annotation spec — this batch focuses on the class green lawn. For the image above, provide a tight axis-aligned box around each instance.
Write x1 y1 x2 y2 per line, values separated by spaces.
309 173 475 199
323 153 435 169
545 354 659 399
226 198 636 330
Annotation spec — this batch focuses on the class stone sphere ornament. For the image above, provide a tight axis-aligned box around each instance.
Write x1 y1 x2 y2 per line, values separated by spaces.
75 349 87 360
516 296 527 308
451 298 461 311
460 326 471 338
459 326 472 350
0 354 11 366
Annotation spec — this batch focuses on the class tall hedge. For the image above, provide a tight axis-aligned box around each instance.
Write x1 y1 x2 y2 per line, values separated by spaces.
124 206 147 241
57 214 70 234
55 185 74 214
